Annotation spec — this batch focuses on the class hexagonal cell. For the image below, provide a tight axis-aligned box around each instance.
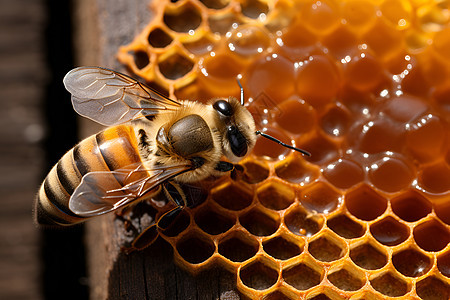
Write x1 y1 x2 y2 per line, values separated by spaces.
239 208 280 237
147 28 172 48
320 104 352 138
160 209 190 238
370 216 410 246
227 24 271 57
158 53 194 80
350 242 388 270
413 219 450 252
275 97 316 135
300 182 341 214
369 272 410 297
391 190 432 222
218 231 259 263
133 50 149 69
208 12 240 35
416 276 450 300
257 180 295 211
194 206 234 235
176 233 215 264
345 185 387 221
435 200 450 225
211 182 253 211
240 0 269 19
282 260 324 291
163 3 202 33
240 160 269 184
239 257 279 290
308 233 346 263
263 290 293 300
392 247 432 277
285 206 323 237
418 163 450 194
275 156 319 185
322 158 365 189
437 251 450 278
327 214 365 239
327 264 366 292
368 156 415 193
263 235 303 260
182 35 215 56
199 0 229 10
298 134 339 165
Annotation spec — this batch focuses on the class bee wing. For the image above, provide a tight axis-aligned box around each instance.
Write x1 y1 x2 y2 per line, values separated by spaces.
63 66 181 126
69 163 191 217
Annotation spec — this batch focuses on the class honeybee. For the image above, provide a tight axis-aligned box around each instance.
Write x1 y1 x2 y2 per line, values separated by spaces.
35 66 310 250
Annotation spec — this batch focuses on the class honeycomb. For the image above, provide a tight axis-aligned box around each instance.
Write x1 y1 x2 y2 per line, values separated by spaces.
116 0 450 298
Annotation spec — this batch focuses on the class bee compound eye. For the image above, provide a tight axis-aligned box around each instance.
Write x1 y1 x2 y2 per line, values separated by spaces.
227 126 247 157
213 100 233 117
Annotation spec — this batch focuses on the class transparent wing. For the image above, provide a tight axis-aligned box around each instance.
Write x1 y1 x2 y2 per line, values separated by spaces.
68 162 191 217
63 66 181 126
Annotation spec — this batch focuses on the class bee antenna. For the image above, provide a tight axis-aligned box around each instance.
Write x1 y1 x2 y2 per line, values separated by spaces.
255 130 311 156
236 77 244 106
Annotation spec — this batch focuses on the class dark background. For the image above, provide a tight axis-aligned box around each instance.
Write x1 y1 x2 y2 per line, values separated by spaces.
0 0 88 299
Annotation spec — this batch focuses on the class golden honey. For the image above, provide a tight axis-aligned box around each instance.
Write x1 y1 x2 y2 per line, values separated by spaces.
117 0 450 298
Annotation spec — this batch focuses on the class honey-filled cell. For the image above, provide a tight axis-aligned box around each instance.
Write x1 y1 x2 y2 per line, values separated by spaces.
117 0 450 297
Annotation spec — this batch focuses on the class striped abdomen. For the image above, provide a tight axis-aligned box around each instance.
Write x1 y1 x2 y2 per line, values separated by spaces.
35 125 143 226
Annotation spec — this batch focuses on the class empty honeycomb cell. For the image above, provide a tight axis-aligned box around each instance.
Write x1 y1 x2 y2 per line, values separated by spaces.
253 127 293 159
199 0 229 10
350 242 388 270
240 207 280 236
435 201 450 225
211 181 253 211
392 247 432 278
158 52 194 80
369 271 410 297
298 134 339 165
275 97 316 135
433 27 450 63
390 190 432 222
368 156 415 193
263 290 292 300
344 53 385 92
263 234 303 260
244 53 295 104
308 232 347 262
147 28 173 48
320 103 352 138
380 0 412 30
327 264 366 292
345 185 387 221
341 0 377 32
176 233 215 264
285 205 323 237
323 159 365 189
418 163 450 194
413 219 450 252
416 276 450 300
240 0 269 19
300 181 341 214
437 252 450 278
327 214 365 239
406 114 446 162
282 259 324 291
239 257 279 290
133 50 150 69
227 24 271 57
275 155 319 185
370 216 409 246
240 160 269 184
218 231 259 262
208 12 240 35
257 180 295 211
363 19 404 59
296 55 340 105
301 0 341 35
163 3 202 33
321 26 359 60
194 206 234 235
